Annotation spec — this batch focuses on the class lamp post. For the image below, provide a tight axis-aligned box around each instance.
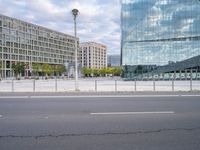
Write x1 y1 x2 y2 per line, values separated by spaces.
72 8 79 91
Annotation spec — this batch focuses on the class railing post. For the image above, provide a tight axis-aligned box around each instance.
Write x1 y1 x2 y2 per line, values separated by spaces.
12 79 14 92
190 69 192 91
115 80 117 92
33 79 35 92
55 76 57 92
134 79 137 92
172 79 174 92
95 80 97 92
153 80 156 91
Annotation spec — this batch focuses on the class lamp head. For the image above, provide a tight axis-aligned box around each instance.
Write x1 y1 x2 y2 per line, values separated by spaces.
72 9 79 17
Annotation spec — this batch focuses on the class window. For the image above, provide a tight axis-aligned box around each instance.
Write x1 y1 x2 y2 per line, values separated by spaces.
3 21 8 27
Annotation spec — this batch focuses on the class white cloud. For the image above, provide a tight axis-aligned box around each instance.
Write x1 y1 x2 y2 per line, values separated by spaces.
0 0 121 54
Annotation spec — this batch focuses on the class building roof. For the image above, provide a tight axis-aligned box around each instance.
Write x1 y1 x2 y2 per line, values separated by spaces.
80 42 107 48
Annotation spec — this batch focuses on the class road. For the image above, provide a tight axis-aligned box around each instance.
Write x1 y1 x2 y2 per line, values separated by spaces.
0 94 200 150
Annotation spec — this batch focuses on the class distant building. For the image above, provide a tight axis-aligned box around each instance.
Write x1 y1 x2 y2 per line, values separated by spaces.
0 14 78 78
79 42 107 69
107 55 120 67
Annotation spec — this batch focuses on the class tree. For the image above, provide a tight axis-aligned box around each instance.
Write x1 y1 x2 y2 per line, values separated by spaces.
92 68 100 77
99 68 107 77
12 62 25 79
54 64 66 76
112 67 122 76
81 67 92 77
0 61 2 70
42 64 52 77
106 67 113 75
49 65 54 76
32 63 41 77
0 61 2 80
82 67 122 77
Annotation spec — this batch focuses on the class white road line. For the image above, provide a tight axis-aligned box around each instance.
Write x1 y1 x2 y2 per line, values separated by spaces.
0 96 29 99
0 95 182 99
30 95 193 98
182 95 200 97
90 111 175 115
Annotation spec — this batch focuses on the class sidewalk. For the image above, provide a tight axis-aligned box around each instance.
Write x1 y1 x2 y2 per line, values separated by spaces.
0 91 200 97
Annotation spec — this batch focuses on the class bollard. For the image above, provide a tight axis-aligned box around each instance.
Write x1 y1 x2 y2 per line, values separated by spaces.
33 79 35 92
115 80 117 92
12 79 14 92
95 80 97 92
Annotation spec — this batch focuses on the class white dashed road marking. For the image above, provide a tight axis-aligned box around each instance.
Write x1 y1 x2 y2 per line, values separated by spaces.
90 111 175 115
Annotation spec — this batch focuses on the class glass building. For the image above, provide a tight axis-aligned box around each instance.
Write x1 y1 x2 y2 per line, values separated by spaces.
107 54 120 67
121 0 200 80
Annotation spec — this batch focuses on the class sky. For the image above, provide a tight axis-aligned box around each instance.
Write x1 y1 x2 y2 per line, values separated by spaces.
0 0 121 55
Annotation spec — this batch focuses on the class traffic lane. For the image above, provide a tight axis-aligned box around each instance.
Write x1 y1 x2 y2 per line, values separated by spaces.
0 98 200 137
0 96 200 150
0 96 200 116
0 127 200 150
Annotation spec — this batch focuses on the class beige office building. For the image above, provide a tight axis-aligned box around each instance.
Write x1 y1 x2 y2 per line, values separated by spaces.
0 14 78 78
79 42 107 69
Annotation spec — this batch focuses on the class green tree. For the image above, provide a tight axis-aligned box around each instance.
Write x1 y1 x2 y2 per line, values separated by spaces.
106 67 113 75
32 63 41 77
99 68 107 77
0 61 2 70
0 61 2 80
92 68 100 77
12 62 25 79
112 67 122 76
49 65 54 76
54 64 66 76
81 67 92 77
42 64 52 77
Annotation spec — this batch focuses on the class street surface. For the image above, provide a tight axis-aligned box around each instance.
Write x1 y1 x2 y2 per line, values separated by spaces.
0 94 200 150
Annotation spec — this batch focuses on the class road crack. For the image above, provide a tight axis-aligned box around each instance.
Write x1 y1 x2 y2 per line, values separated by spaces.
0 127 200 139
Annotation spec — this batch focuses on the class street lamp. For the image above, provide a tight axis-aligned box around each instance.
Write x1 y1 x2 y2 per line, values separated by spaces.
72 8 79 91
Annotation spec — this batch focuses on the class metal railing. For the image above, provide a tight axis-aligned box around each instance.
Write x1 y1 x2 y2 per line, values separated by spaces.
0 78 200 92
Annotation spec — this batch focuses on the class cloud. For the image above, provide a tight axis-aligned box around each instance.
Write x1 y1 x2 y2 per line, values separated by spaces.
0 0 121 54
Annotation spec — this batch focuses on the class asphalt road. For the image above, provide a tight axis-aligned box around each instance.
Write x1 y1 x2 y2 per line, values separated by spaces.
0 94 200 150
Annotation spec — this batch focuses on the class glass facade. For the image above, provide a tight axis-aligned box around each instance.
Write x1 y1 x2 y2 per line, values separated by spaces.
107 55 121 67
121 0 200 80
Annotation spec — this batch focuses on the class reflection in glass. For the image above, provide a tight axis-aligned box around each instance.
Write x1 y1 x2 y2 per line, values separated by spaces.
121 0 200 80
